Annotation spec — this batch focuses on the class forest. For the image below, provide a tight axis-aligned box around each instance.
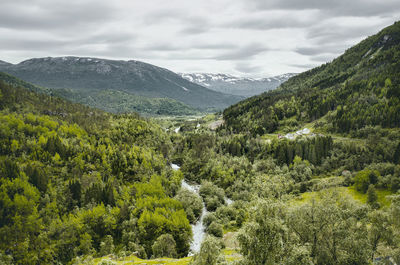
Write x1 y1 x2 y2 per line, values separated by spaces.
0 22 400 265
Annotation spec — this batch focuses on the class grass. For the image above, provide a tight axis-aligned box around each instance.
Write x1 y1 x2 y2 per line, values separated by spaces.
347 186 393 207
292 185 393 208
92 255 192 265
223 249 242 263
90 250 242 265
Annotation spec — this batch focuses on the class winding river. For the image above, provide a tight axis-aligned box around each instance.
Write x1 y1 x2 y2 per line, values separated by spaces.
171 164 207 254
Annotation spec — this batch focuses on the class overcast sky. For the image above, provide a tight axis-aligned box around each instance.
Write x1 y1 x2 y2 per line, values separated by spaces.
1 0 400 77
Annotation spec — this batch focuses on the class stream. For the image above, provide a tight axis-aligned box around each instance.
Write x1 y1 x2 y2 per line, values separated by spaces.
171 163 207 254
171 163 233 254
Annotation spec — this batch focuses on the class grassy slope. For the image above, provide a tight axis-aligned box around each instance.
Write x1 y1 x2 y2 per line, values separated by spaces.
294 186 393 207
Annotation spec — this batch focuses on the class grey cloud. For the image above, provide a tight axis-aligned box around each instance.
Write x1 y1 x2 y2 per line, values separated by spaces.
0 0 117 31
84 32 136 45
307 23 378 44
289 63 320 69
180 25 209 35
310 54 337 63
178 16 212 35
194 43 237 50
215 43 269 60
228 13 319 30
0 38 69 51
295 45 344 56
250 0 400 17
143 41 236 52
0 0 399 76
235 62 263 73
142 9 184 24
145 43 182 52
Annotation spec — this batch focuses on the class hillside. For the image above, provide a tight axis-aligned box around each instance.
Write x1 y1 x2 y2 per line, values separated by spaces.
179 73 296 97
0 72 196 264
0 57 242 114
223 21 400 136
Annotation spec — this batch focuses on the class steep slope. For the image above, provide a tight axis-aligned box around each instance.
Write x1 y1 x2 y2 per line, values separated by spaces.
223 21 400 136
179 73 296 97
0 57 242 113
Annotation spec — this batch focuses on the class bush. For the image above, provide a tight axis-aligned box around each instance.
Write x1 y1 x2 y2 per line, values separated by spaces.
175 189 203 224
206 221 223 238
152 234 177 258
367 185 378 207
354 170 380 193
189 236 225 265
203 213 217 228
99 235 115 257
204 196 222 211
199 181 225 210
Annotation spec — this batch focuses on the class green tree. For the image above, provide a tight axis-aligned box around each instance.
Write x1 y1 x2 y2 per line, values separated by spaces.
237 200 289 265
287 190 371 265
206 222 223 238
367 184 378 206
175 188 203 224
152 234 177 258
99 235 114 256
190 236 224 265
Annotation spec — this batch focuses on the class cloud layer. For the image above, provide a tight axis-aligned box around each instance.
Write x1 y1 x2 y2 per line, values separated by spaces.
1 0 399 76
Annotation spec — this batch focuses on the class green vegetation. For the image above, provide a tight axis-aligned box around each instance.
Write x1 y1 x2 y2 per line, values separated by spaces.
54 88 200 116
1 21 400 265
0 76 192 264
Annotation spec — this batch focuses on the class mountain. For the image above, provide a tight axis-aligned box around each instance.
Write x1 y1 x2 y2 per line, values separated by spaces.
0 60 11 66
179 73 296 97
0 57 243 114
222 21 400 136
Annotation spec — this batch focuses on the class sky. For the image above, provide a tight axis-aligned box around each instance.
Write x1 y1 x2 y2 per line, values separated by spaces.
1 0 400 77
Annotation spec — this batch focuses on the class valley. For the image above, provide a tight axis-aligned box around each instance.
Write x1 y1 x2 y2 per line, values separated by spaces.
0 19 400 265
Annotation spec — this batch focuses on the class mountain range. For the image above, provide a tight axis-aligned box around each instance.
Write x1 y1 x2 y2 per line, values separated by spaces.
0 57 243 115
179 73 296 97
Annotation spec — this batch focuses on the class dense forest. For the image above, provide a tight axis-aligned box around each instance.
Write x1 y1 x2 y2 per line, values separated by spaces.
1 22 400 265
0 74 193 264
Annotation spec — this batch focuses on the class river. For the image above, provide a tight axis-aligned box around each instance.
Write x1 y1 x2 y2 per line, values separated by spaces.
171 163 207 254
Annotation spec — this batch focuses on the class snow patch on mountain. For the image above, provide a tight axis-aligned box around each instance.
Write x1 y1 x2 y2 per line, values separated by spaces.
179 73 297 97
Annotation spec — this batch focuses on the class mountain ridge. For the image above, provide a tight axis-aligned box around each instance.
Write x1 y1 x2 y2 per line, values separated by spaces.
179 72 297 97
0 56 243 114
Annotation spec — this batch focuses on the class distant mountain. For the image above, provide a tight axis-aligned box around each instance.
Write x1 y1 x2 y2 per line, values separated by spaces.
0 60 11 66
179 73 297 97
223 21 400 135
0 57 243 114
